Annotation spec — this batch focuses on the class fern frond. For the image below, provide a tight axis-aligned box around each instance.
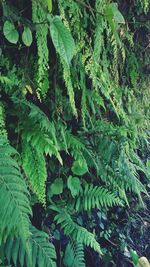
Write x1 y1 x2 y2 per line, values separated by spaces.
0 105 7 139
32 0 49 96
63 241 85 267
15 99 63 164
62 61 77 117
54 212 102 255
71 184 123 212
22 126 62 165
22 142 47 204
0 138 32 243
1 226 56 267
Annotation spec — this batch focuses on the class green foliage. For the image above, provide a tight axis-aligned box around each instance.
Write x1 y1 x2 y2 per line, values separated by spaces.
47 0 52 13
49 178 64 196
63 241 85 267
22 141 47 204
32 0 49 96
67 176 81 198
0 0 150 266
0 138 32 243
49 15 75 66
54 211 102 255
1 226 56 267
71 184 123 212
22 27 33 47
71 158 88 176
3 20 19 44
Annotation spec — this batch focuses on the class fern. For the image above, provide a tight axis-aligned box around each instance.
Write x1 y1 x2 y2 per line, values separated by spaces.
14 99 63 164
63 241 85 267
32 0 49 96
71 184 123 212
1 226 56 267
137 0 149 13
22 141 47 204
0 138 32 243
22 125 62 164
48 14 77 116
54 211 102 255
62 61 77 117
0 105 7 139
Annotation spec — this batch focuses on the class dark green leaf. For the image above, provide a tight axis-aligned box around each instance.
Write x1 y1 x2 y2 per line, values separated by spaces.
49 16 75 66
71 158 88 176
50 178 64 195
67 176 81 197
22 27 33 47
3 21 19 44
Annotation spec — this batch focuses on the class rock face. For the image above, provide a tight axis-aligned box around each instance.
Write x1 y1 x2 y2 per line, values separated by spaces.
137 257 150 267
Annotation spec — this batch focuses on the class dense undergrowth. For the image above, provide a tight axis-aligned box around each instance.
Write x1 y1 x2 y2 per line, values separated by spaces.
0 0 150 266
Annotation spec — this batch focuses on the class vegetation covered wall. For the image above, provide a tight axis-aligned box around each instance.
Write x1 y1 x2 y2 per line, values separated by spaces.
0 0 150 266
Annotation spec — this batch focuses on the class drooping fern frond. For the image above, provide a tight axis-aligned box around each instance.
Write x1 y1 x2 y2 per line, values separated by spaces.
49 14 77 116
54 211 102 255
22 125 62 165
0 138 32 243
71 184 123 212
14 99 63 164
62 61 77 117
63 241 85 267
32 0 49 96
22 141 47 204
1 226 56 267
0 105 7 139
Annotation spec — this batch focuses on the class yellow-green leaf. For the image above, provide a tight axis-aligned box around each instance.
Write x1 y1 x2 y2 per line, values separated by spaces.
47 0 52 13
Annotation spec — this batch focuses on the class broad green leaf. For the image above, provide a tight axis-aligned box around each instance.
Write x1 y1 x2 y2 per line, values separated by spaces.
111 3 125 24
3 21 19 44
67 176 81 197
47 0 52 13
49 16 75 66
22 27 33 47
50 178 63 196
71 158 88 176
105 3 125 25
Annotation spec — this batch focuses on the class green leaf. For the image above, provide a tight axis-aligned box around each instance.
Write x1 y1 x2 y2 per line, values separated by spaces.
3 21 19 44
71 158 88 176
50 178 63 196
105 3 125 25
146 159 150 171
63 242 85 267
22 27 33 47
111 3 125 24
146 160 150 179
67 176 81 197
63 242 74 267
130 250 139 266
47 0 52 13
49 16 75 66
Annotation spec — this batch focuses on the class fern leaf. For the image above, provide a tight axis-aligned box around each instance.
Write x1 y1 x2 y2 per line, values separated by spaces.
54 212 102 255
0 138 32 243
63 241 85 267
72 184 123 212
1 226 56 267
22 142 47 204
32 0 49 96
